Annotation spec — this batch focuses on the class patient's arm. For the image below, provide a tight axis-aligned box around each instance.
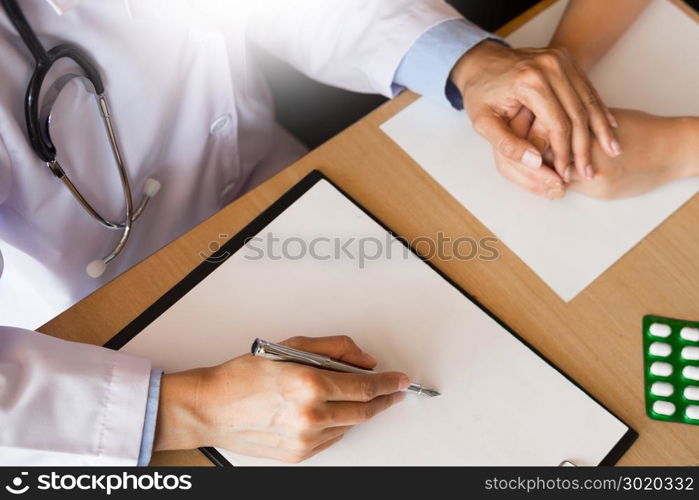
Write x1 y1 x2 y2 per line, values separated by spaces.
550 0 652 72
496 107 699 200
547 0 699 199
565 110 699 199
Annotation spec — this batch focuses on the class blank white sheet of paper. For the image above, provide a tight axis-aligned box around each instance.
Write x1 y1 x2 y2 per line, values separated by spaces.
381 0 699 301
120 179 630 465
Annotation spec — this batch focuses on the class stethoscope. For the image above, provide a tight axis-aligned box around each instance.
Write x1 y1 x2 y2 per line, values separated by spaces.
1 0 160 278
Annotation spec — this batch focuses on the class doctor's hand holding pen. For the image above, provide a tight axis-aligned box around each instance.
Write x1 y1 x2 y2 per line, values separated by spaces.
152 336 410 463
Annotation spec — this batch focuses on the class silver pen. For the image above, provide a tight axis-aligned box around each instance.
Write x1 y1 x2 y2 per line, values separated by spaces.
251 338 440 397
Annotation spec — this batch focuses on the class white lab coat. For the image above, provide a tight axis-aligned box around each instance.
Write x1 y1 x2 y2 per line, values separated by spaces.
0 0 461 464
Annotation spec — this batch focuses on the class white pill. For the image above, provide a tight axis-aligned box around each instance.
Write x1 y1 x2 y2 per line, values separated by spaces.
686 405 699 420
650 362 673 377
682 346 699 361
649 342 672 357
649 322 672 338
650 382 674 397
653 400 675 416
683 365 699 381
680 327 699 342
684 386 699 401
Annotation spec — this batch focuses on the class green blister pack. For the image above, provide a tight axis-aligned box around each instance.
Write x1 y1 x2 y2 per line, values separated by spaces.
643 315 699 425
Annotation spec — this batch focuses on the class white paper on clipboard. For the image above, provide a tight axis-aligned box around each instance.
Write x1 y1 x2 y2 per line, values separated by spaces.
120 178 633 465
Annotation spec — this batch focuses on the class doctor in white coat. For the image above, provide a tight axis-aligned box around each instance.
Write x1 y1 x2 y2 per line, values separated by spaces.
0 0 618 465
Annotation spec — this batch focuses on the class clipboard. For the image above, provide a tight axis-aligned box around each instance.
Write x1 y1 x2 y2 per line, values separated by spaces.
105 170 638 466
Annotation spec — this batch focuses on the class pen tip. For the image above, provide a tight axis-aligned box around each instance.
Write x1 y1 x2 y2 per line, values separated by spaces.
423 388 441 397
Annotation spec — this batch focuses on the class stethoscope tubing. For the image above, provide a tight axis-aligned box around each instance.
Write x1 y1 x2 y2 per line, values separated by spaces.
1 0 160 277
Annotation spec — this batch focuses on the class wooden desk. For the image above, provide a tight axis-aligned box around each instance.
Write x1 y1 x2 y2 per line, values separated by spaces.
39 0 699 466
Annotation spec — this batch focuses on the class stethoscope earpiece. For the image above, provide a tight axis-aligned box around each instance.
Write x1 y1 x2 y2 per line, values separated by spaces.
0 0 163 281
86 259 107 279
83 177 161 278
143 178 161 198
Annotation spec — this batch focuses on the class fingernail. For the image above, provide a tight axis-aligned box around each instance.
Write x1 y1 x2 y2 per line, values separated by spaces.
563 166 572 183
398 375 411 390
547 189 564 200
585 164 594 180
610 139 622 156
545 180 562 190
607 111 618 128
530 136 547 153
522 150 542 169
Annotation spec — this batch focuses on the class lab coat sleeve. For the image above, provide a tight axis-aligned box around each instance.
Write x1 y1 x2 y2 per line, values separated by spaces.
244 0 464 97
0 327 152 465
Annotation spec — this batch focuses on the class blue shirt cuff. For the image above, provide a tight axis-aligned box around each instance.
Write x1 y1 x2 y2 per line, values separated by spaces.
392 19 506 110
137 369 163 466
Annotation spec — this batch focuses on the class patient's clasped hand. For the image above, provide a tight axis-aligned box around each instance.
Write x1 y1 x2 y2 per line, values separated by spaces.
491 0 699 200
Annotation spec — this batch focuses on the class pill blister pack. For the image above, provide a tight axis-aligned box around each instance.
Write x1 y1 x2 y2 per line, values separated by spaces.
643 315 699 425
